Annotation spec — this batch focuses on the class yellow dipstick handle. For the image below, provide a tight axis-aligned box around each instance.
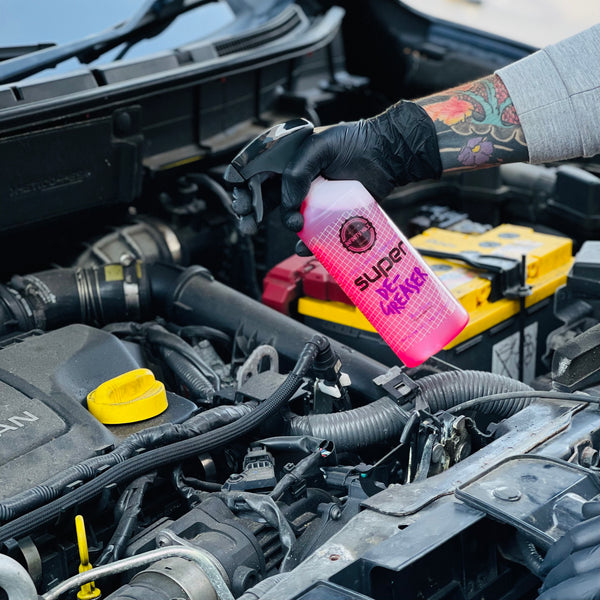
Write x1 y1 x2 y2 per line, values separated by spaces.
75 515 101 600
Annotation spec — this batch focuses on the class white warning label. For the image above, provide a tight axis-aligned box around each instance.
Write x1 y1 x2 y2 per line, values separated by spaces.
491 322 538 385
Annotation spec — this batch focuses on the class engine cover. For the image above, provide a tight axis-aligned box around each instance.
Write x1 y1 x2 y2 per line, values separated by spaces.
0 325 143 499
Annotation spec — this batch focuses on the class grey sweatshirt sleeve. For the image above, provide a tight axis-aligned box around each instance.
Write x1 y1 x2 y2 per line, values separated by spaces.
496 25 600 163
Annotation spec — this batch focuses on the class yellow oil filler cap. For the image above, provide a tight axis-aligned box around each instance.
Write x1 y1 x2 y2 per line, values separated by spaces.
87 368 168 424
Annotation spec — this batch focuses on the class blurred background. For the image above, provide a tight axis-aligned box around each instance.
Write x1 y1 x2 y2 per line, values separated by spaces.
402 0 600 47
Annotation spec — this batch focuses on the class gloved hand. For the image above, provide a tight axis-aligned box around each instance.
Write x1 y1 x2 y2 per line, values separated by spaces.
537 500 600 600
280 100 442 232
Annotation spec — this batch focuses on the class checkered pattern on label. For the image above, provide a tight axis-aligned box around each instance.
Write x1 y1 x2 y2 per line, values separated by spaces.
306 203 461 357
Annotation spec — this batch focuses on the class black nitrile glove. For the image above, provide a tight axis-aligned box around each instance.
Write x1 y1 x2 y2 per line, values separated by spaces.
537 500 600 600
281 100 442 232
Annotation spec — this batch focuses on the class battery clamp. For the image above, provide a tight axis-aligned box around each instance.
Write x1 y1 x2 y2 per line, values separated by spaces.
419 248 531 302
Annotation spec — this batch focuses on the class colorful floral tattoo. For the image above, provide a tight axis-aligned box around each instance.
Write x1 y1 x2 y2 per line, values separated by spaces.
418 74 528 171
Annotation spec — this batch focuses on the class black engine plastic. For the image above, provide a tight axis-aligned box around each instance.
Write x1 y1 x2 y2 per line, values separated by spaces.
0 325 145 499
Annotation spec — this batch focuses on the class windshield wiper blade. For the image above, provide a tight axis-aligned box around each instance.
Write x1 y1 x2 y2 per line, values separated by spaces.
0 44 56 62
0 0 214 85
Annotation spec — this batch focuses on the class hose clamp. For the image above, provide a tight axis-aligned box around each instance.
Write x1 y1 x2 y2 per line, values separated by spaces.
120 255 142 321
151 220 182 263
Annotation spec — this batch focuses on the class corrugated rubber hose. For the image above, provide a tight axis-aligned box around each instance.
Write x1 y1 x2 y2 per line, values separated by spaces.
289 370 532 451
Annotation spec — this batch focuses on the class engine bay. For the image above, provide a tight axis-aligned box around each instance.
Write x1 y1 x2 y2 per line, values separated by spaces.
0 2 599 599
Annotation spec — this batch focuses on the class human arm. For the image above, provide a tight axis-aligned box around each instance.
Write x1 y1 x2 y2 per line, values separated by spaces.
278 72 526 231
417 73 528 171
276 24 600 231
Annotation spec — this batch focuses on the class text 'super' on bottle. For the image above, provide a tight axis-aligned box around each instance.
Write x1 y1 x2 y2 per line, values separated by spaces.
298 177 469 367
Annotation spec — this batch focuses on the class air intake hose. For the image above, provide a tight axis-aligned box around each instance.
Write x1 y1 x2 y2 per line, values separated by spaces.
415 370 533 416
0 261 152 334
0 262 388 400
147 264 388 400
290 397 409 451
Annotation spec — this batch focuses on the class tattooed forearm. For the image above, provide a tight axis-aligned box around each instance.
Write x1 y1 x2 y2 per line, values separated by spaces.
417 74 528 172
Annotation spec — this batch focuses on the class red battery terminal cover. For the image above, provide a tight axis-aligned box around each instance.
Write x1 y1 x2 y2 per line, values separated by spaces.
262 255 351 314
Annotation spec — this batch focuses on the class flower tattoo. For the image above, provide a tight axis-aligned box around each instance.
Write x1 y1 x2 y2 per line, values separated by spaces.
419 74 528 171
458 137 493 166
424 97 473 126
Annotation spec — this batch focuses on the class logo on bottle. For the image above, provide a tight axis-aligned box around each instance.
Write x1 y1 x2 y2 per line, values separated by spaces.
339 216 376 253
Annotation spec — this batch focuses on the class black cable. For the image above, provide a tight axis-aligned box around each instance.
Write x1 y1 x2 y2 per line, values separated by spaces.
96 473 156 566
447 390 600 414
172 465 211 507
180 474 222 492
0 402 255 523
188 172 236 217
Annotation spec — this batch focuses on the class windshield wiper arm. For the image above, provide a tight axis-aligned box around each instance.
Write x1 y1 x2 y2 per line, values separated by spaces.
0 0 214 85
0 44 56 62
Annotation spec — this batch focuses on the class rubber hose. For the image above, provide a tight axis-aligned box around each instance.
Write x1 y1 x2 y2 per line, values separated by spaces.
145 325 220 390
97 473 156 566
73 220 180 268
0 554 38 600
0 338 322 542
290 397 409 451
172 465 211 507
8 264 152 331
188 173 236 217
160 348 215 400
289 371 532 452
0 262 387 401
148 263 388 401
416 370 533 417
270 446 329 501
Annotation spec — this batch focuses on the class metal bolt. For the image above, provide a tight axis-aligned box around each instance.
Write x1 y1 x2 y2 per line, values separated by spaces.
453 415 468 434
228 473 242 481
330 505 342 521
581 446 599 468
120 253 135 267
329 554 340 561
431 443 445 464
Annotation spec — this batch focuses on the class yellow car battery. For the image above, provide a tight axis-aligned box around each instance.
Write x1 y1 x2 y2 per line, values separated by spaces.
263 225 573 383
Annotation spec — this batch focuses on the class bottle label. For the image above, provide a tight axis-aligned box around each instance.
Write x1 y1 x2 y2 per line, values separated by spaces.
305 202 460 356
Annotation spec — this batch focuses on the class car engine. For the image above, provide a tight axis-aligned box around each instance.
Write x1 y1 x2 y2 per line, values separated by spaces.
0 2 598 600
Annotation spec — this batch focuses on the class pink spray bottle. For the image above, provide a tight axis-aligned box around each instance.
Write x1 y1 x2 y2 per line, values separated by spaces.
225 119 468 367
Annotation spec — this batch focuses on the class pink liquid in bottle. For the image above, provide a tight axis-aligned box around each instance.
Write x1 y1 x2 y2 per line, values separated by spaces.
298 178 469 367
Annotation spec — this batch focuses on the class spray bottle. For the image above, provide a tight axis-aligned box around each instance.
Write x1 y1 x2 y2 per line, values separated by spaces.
225 119 468 367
